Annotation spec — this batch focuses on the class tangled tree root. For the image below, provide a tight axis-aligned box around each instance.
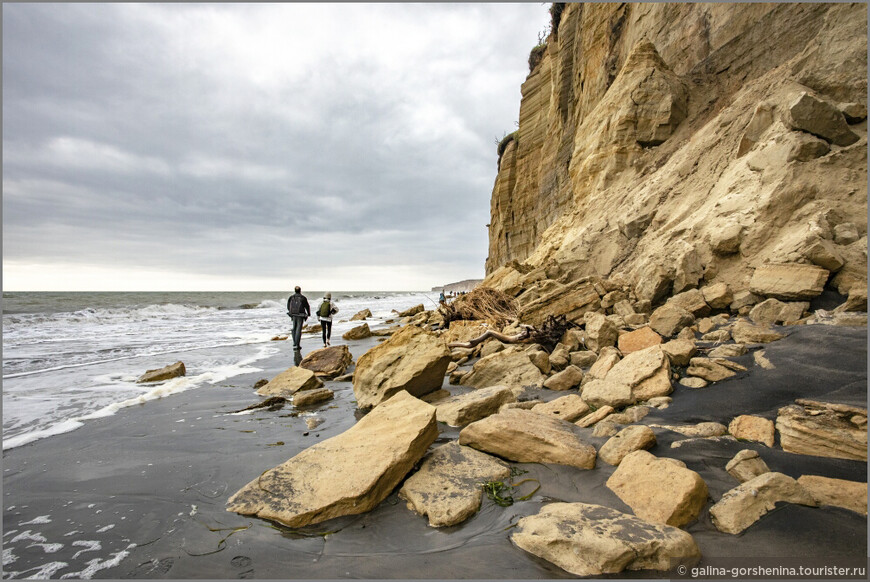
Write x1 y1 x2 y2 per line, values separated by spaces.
441 287 518 327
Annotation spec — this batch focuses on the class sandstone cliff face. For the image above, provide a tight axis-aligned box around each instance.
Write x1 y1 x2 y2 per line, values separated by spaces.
486 3 867 298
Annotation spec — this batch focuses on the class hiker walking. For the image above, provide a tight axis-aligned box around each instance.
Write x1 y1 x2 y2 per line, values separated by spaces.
286 286 310 352
317 292 339 347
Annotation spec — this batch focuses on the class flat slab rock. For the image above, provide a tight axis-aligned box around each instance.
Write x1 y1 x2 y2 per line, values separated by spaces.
226 391 438 528
776 401 867 461
137 361 185 383
459 408 597 469
257 366 324 397
709 471 817 534
511 502 701 577
434 385 516 427
398 442 510 527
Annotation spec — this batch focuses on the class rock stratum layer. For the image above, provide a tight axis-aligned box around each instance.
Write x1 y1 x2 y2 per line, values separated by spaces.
486 3 866 298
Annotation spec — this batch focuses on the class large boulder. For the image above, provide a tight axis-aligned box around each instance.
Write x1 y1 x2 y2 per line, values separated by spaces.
434 385 516 427
459 409 597 469
226 391 438 527
397 304 425 317
531 394 590 422
728 415 775 447
604 345 672 401
342 323 372 341
649 304 695 338
350 308 372 321
581 379 635 409
726 450 771 483
606 450 708 527
797 475 868 515
749 263 830 301
686 357 746 383
784 90 860 147
730 320 785 344
542 365 584 391
775 401 867 461
299 345 353 379
352 326 451 409
584 312 618 352
399 442 511 527
617 326 662 355
257 366 324 397
293 387 334 407
137 361 185 383
461 348 547 390
599 425 657 466
511 502 701 577
518 281 601 326
709 472 816 534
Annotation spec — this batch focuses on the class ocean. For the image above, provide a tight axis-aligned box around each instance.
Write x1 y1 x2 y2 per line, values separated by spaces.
2 291 439 451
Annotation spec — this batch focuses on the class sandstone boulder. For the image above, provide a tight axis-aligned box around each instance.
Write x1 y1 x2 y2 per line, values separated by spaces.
434 385 516 427
226 391 438 527
343 323 372 341
709 472 816 534
293 387 334 407
511 502 700 577
257 366 324 397
398 304 425 317
617 326 662 354
728 415 775 447
731 320 785 344
725 449 771 483
605 346 672 401
669 289 711 317
599 425 657 465
776 402 868 461
784 91 860 147
459 409 597 469
649 304 695 338
686 357 747 382
581 379 635 409
351 308 372 321
575 405 615 428
137 361 185 383
701 283 734 310
542 365 584 391
749 298 809 325
399 442 511 527
518 281 601 326
606 450 708 527
749 263 829 300
461 348 546 390
833 222 860 246
299 345 353 379
584 312 619 352
661 338 697 367
708 344 748 358
796 475 868 515
585 347 621 380
570 350 599 368
531 394 590 422
353 326 451 409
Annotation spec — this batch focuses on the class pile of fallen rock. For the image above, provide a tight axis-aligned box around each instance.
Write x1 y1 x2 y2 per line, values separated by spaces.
225 265 866 577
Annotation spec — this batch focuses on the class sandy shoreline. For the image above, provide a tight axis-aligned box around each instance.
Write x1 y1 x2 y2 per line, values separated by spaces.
2 323 867 579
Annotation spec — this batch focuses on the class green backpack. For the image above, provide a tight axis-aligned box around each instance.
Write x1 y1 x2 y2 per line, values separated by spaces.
319 300 331 318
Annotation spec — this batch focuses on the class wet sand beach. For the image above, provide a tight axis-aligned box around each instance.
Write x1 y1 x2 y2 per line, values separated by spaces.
2 324 867 579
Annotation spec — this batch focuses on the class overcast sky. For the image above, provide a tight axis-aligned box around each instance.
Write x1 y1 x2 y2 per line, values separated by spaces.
2 2 550 291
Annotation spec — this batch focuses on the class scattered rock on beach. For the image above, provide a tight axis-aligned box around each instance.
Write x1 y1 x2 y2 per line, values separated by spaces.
343 323 372 341
686 357 746 382
460 348 546 390
293 387 334 407
352 325 451 409
606 450 708 527
775 401 868 461
231 396 287 414
531 394 590 422
257 367 323 397
459 409 597 469
749 263 830 301
709 472 817 534
728 415 775 447
617 326 662 354
575 405 614 428
604 345 672 401
397 304 425 318
542 365 584 391
511 502 701 577
599 425 657 465
137 361 186 383
434 385 516 427
351 308 372 321
730 320 785 344
399 442 511 527
726 449 771 483
226 391 438 528
797 475 868 515
299 345 353 379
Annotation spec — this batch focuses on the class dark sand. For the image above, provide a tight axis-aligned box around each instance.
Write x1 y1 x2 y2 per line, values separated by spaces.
2 323 867 579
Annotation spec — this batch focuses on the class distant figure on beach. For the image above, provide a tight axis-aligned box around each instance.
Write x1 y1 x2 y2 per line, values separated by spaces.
439 291 446 304
317 292 339 347
287 286 310 352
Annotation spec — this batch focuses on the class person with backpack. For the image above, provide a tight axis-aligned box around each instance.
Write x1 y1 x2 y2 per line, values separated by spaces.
317 292 339 347
286 286 311 352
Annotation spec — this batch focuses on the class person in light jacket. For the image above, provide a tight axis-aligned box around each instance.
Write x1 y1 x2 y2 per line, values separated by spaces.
316 292 339 347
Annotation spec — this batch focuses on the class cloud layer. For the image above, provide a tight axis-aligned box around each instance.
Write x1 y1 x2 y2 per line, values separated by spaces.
3 3 550 291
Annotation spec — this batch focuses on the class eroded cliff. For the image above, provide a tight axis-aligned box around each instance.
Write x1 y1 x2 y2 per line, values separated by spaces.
486 3 867 301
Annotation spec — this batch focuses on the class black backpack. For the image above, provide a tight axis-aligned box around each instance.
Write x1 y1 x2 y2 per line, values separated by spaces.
288 294 304 316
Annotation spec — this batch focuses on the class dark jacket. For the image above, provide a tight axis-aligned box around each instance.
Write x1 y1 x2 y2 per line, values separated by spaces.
287 292 310 317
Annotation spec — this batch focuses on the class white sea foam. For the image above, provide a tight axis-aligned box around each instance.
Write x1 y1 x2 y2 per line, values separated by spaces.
11 531 47 544
28 543 64 554
19 560 68 579
3 548 18 566
19 516 52 525
60 543 135 580
70 540 101 560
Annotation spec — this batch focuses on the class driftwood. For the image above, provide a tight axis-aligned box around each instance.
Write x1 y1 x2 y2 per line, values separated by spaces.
447 326 533 349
